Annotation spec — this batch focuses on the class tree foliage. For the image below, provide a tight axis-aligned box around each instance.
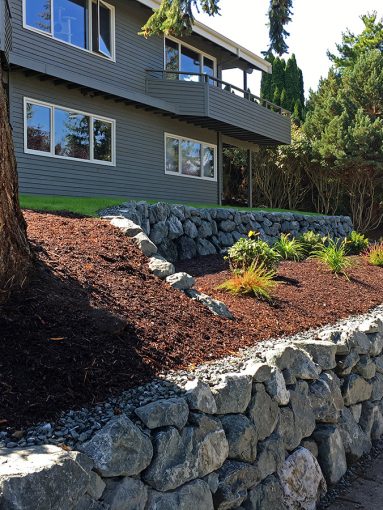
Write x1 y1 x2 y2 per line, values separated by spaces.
328 12 383 71
261 54 305 121
141 0 293 56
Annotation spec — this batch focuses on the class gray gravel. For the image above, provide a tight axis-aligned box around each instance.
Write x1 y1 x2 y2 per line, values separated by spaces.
1 305 383 451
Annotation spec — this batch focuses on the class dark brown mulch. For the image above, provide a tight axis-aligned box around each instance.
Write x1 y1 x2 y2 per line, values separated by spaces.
1 211 383 429
177 254 383 340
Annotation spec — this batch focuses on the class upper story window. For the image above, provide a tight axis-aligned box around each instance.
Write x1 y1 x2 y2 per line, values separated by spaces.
23 0 115 60
24 98 115 165
164 37 216 82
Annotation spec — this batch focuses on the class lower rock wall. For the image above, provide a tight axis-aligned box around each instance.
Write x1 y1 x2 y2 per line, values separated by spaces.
2 313 383 509
100 202 353 261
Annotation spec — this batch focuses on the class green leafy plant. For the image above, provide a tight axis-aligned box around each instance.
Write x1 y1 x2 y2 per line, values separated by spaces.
226 235 280 271
217 262 278 300
273 233 304 261
366 242 383 267
345 230 369 255
312 239 353 276
298 231 327 257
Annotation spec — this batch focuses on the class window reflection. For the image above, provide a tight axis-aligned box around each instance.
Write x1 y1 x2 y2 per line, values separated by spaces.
166 137 179 172
165 38 179 80
26 0 51 32
181 140 201 177
54 109 90 159
94 119 112 162
181 46 200 82
26 103 51 152
53 0 88 49
203 146 215 178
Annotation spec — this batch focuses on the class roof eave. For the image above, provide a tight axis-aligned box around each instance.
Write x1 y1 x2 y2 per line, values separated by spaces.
136 0 272 74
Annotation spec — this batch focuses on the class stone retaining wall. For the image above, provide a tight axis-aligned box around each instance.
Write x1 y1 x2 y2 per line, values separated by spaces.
100 202 353 261
2 311 383 509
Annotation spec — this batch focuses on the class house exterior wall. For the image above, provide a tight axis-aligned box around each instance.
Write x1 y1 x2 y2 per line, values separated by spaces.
8 0 226 95
10 70 218 202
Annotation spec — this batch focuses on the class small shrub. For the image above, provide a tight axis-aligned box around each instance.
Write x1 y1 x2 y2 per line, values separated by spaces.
217 262 278 300
345 231 369 255
298 231 326 257
312 239 353 276
226 235 280 271
366 242 383 267
273 233 304 261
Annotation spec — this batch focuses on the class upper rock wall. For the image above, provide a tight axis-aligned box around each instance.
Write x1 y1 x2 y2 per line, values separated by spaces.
100 202 353 261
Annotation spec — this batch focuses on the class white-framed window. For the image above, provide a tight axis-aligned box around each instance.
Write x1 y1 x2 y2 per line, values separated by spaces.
24 97 116 166
165 133 217 181
23 0 115 61
164 36 217 82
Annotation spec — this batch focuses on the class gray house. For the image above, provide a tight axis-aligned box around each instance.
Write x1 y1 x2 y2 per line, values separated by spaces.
0 0 291 204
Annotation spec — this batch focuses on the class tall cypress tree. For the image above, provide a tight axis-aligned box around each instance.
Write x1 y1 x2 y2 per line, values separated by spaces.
261 53 305 122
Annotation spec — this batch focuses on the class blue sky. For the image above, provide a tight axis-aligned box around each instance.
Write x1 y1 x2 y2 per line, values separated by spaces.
197 0 382 97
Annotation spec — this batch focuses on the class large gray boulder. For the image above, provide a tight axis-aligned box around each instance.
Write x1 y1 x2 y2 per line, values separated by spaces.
248 383 280 441
278 382 316 451
242 361 272 383
167 215 184 240
313 425 347 484
341 374 372 405
110 217 142 237
0 446 92 510
184 378 217 414
135 397 189 430
197 239 217 256
220 414 258 463
213 460 260 510
308 371 344 423
133 232 157 257
277 447 327 510
149 220 169 245
103 477 148 510
212 374 252 414
370 372 383 401
148 254 175 279
335 351 360 376
355 356 376 380
369 333 383 357
177 236 197 260
80 416 153 477
264 368 290 405
87 471 106 500
147 479 214 510
143 414 228 491
337 407 371 463
253 434 285 482
266 345 320 380
185 290 234 319
292 340 337 370
342 329 371 355
359 401 383 440
243 475 288 510
166 272 195 290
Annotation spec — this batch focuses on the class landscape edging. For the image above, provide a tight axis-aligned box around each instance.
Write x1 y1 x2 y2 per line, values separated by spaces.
1 311 383 509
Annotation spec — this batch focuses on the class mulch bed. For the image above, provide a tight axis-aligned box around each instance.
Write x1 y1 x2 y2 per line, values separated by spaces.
1 211 382 429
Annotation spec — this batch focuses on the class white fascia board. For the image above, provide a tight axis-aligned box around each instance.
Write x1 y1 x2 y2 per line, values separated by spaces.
136 0 272 73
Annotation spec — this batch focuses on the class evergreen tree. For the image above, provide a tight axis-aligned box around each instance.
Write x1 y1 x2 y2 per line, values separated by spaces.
328 12 383 72
141 0 293 56
260 53 305 121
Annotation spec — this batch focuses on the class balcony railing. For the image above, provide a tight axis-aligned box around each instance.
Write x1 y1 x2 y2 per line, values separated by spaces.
146 69 290 117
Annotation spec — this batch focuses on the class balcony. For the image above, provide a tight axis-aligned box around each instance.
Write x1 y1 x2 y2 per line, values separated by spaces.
145 70 291 145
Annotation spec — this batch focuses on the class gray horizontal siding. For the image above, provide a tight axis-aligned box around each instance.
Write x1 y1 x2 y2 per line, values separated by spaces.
208 87 291 144
146 79 291 144
146 79 207 116
9 0 227 96
11 70 218 202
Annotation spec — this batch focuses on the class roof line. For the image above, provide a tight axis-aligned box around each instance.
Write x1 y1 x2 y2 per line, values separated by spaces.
136 0 272 74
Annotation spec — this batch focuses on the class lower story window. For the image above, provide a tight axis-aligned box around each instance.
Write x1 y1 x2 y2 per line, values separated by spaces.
24 98 115 165
165 133 216 181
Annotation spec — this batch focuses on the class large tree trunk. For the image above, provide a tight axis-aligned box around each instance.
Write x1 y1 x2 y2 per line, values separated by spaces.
0 64 32 304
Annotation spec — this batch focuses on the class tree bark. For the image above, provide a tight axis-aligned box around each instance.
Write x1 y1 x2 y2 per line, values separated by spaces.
0 64 32 304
